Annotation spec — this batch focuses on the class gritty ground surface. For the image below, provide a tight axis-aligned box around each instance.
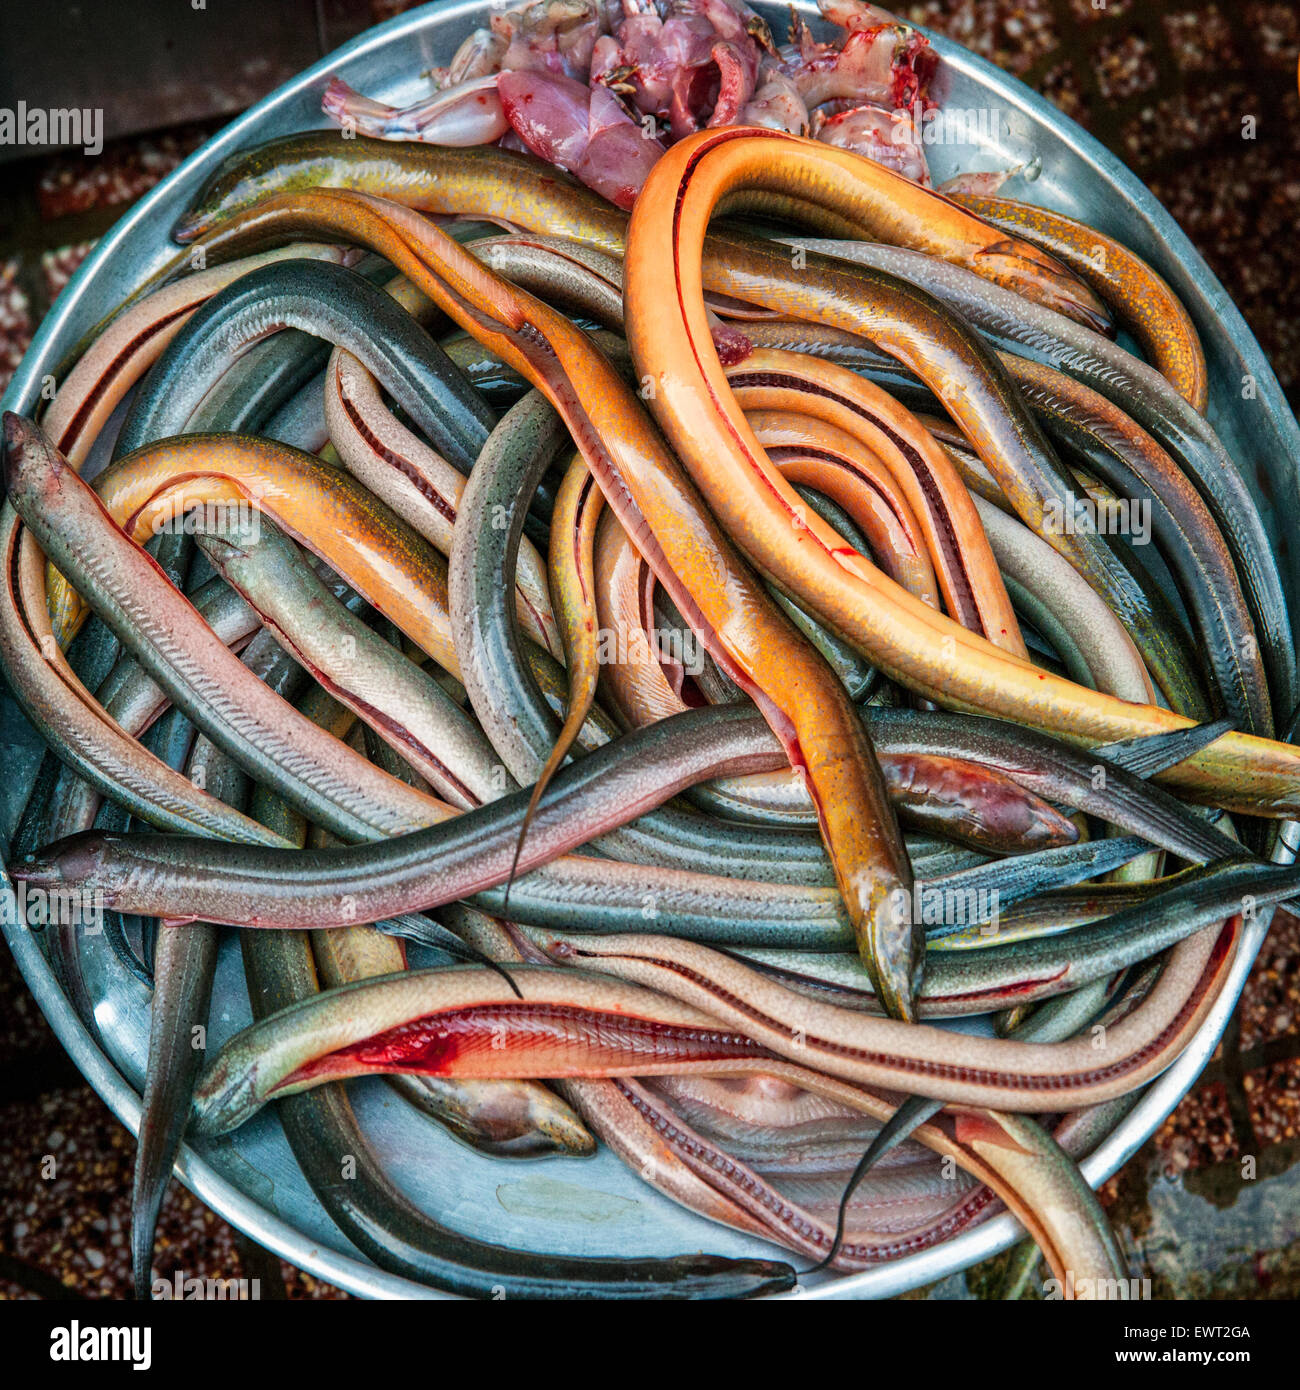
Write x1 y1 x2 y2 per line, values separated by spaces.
1 0 1298 1301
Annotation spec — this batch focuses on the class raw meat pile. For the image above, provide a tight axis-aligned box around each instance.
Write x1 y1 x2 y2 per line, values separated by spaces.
324 0 944 207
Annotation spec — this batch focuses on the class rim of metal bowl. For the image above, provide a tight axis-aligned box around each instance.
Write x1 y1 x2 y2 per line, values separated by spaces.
2 0 1297 1300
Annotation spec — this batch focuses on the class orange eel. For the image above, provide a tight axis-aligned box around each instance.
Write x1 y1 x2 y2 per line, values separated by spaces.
548 411 939 827
619 127 1300 816
955 192 1209 413
160 185 920 1020
56 435 463 682
723 348 1025 656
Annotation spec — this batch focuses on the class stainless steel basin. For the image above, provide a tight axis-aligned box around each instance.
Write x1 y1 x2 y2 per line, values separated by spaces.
3 0 1297 1299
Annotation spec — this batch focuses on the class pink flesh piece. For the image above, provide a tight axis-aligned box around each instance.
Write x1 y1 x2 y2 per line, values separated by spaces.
498 68 594 167
938 169 1018 197
500 68 661 208
814 102 931 184
576 123 662 208
706 308 753 365
322 74 507 146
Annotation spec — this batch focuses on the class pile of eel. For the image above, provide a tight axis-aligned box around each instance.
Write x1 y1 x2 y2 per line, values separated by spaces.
3 58 1298 1304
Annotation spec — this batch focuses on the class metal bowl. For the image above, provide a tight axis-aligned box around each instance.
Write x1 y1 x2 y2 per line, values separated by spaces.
3 0 1297 1300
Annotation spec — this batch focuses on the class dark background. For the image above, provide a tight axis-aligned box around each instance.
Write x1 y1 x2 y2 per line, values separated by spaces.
0 0 1296 1300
